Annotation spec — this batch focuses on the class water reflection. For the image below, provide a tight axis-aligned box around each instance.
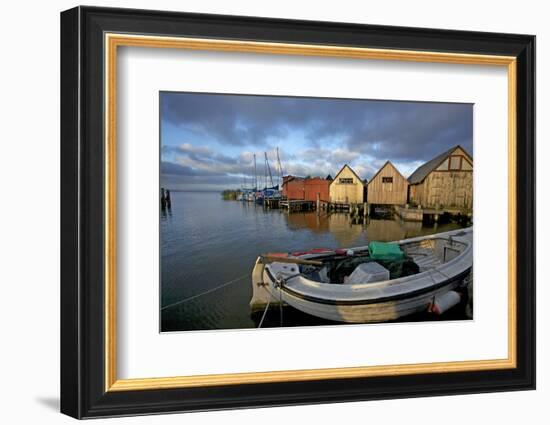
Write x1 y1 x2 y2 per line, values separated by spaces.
160 205 173 220
284 211 456 248
287 213 366 247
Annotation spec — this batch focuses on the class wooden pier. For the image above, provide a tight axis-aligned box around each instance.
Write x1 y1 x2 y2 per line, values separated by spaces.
329 202 369 218
394 205 472 223
278 197 371 217
263 198 280 209
280 200 316 213
246 195 470 224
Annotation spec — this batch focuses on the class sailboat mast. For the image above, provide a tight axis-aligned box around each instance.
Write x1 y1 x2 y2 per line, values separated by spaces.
276 147 283 188
265 152 273 188
253 154 257 190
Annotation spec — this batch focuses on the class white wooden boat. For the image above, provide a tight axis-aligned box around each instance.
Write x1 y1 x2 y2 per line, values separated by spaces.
250 227 472 323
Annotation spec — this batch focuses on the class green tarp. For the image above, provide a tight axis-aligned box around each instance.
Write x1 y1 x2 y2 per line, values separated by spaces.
368 241 405 261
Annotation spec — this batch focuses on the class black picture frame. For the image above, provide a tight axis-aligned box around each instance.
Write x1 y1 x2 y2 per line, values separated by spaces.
61 6 535 419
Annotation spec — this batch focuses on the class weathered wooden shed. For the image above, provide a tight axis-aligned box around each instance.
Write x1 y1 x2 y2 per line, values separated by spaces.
367 161 409 205
329 164 366 205
407 145 473 209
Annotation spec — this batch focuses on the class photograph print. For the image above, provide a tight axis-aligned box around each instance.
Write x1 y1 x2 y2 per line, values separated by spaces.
160 92 474 332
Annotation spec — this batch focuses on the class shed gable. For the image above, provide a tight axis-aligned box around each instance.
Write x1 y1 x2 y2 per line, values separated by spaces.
435 147 473 173
367 161 408 205
329 164 366 204
408 145 473 185
331 164 365 185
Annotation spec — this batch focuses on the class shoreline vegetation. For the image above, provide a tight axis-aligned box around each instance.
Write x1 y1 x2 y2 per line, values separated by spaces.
221 189 241 200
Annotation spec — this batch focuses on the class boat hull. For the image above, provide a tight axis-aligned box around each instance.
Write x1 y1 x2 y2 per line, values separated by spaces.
251 227 473 323
272 271 467 323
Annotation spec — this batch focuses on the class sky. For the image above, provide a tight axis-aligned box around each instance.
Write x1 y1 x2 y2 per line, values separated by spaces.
160 92 473 191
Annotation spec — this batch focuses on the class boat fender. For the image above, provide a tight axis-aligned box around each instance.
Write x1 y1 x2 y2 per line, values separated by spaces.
346 249 354 256
428 291 461 315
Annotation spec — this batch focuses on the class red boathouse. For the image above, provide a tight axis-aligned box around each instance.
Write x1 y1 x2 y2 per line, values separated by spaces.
282 176 331 202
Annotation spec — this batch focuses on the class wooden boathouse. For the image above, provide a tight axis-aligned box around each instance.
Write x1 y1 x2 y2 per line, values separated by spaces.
407 145 473 210
282 176 305 200
329 164 367 207
282 176 331 202
281 175 331 212
367 161 409 206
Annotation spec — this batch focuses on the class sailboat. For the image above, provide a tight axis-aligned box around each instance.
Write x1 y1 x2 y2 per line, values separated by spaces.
255 151 280 204
240 154 258 202
256 148 282 204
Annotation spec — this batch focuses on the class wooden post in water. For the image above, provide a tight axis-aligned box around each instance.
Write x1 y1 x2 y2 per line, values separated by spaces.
160 187 166 211
166 190 171 209
316 193 320 215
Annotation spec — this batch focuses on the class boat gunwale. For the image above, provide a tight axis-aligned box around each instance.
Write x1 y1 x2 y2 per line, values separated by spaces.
267 238 471 289
265 265 471 306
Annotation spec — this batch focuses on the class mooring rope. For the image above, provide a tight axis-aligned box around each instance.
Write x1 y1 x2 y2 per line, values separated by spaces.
161 273 249 311
279 282 284 326
257 298 271 328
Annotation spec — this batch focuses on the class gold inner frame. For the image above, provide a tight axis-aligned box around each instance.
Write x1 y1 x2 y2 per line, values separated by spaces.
104 33 517 392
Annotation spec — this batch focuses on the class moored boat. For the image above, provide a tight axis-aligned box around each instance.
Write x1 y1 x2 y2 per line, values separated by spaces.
255 186 281 204
250 227 472 323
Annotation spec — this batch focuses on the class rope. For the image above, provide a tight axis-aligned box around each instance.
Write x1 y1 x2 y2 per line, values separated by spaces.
161 273 249 311
255 272 302 328
257 298 271 328
279 281 283 326
257 276 292 328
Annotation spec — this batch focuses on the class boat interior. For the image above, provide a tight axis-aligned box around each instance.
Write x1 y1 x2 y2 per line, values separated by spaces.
294 236 469 285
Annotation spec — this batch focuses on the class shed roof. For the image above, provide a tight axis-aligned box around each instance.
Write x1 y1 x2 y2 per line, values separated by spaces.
282 175 304 185
407 145 472 185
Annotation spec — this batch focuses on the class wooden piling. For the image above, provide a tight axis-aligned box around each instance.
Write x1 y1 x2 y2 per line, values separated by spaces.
316 193 320 215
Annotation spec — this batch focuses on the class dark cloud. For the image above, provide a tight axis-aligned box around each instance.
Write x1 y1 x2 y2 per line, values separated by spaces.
161 92 472 161
344 102 473 162
161 93 293 146
161 92 472 190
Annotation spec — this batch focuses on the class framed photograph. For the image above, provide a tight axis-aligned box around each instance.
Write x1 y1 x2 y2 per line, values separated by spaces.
60 6 535 419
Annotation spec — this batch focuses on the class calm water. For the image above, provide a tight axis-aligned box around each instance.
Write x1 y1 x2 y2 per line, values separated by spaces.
161 191 469 332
